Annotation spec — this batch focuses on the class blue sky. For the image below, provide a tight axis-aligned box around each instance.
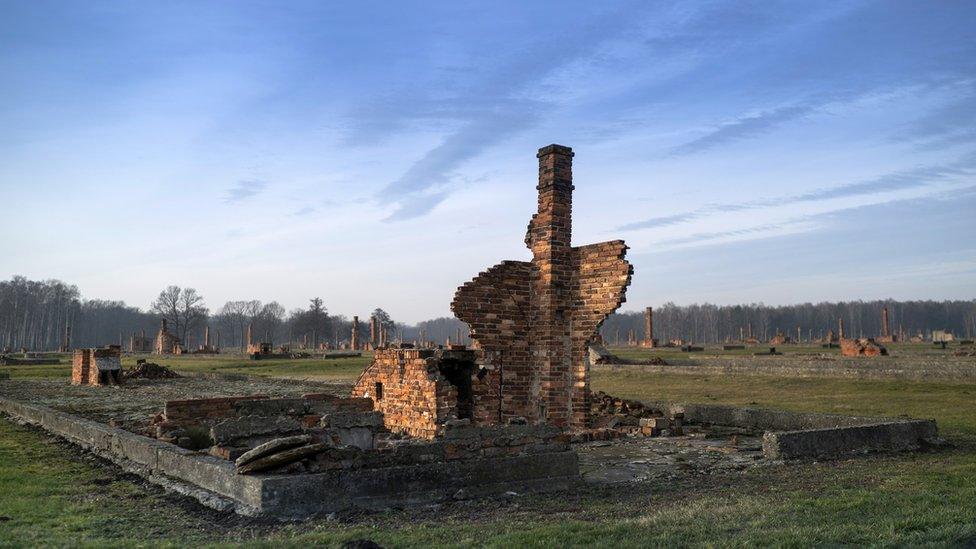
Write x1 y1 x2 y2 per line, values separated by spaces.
1 1 974 322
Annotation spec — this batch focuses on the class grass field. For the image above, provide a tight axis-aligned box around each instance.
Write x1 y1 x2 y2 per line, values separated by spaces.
2 351 976 546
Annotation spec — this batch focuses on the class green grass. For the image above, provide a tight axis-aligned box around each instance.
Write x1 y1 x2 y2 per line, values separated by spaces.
592 368 976 439
1 353 372 382
3 354 976 546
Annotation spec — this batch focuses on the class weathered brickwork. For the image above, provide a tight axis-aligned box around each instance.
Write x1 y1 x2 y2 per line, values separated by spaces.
452 145 632 429
71 345 122 386
351 348 481 438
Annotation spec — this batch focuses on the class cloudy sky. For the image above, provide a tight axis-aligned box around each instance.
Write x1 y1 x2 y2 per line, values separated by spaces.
1 1 974 322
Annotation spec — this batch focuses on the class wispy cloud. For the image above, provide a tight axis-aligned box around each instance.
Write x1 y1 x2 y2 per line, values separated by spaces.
896 87 976 150
617 212 701 231
671 103 814 155
378 106 541 221
374 5 653 222
660 219 808 247
293 206 315 216
618 156 976 232
223 179 267 204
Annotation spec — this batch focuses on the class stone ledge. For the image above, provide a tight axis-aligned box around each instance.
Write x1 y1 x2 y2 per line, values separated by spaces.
640 400 939 459
0 396 579 519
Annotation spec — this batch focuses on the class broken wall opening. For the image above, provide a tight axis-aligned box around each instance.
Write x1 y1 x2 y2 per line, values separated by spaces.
438 357 476 420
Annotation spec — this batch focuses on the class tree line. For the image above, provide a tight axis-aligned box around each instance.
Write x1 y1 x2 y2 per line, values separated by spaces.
599 300 976 345
0 276 470 351
4 276 971 351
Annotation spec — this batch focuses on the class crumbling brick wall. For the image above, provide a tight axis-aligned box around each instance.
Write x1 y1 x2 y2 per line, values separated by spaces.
452 145 632 429
71 346 122 386
352 348 482 438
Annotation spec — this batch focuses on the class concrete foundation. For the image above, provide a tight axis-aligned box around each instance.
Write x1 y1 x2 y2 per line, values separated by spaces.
0 397 579 519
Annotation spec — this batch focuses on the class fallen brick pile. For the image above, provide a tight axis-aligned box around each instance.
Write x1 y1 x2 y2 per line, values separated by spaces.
589 391 684 437
840 338 888 357
123 360 180 380
588 345 668 366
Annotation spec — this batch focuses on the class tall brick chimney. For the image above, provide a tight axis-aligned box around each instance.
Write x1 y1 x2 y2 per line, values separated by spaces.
528 144 575 424
881 306 890 338
838 318 845 340
643 306 654 347
352 316 360 350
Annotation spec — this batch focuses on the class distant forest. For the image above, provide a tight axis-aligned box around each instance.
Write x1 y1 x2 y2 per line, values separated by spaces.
1 275 972 351
0 276 470 351
600 301 976 344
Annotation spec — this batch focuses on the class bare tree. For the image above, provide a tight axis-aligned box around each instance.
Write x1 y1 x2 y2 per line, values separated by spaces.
151 285 208 343
218 300 262 351
256 301 286 345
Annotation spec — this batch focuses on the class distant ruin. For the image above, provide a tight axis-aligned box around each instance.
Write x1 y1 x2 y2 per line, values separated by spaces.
130 331 153 353
641 307 657 348
154 319 181 355
71 345 122 386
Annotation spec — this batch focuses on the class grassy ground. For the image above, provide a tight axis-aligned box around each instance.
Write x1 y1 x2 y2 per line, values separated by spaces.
2 352 976 546
1 353 372 382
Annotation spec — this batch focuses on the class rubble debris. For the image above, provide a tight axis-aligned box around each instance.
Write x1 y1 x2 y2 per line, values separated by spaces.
123 360 180 379
451 144 632 429
588 391 683 436
235 435 314 467
237 442 330 474
840 338 888 357
588 345 667 366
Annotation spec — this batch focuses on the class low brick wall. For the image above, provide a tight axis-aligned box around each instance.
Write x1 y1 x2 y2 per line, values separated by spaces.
164 396 270 421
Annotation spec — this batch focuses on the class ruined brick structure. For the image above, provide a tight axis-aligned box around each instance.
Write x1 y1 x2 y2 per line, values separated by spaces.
452 144 633 429
641 306 656 348
72 345 122 386
351 316 360 351
878 306 897 343
369 316 378 349
352 347 479 438
154 319 181 355
130 330 152 353
245 323 272 356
